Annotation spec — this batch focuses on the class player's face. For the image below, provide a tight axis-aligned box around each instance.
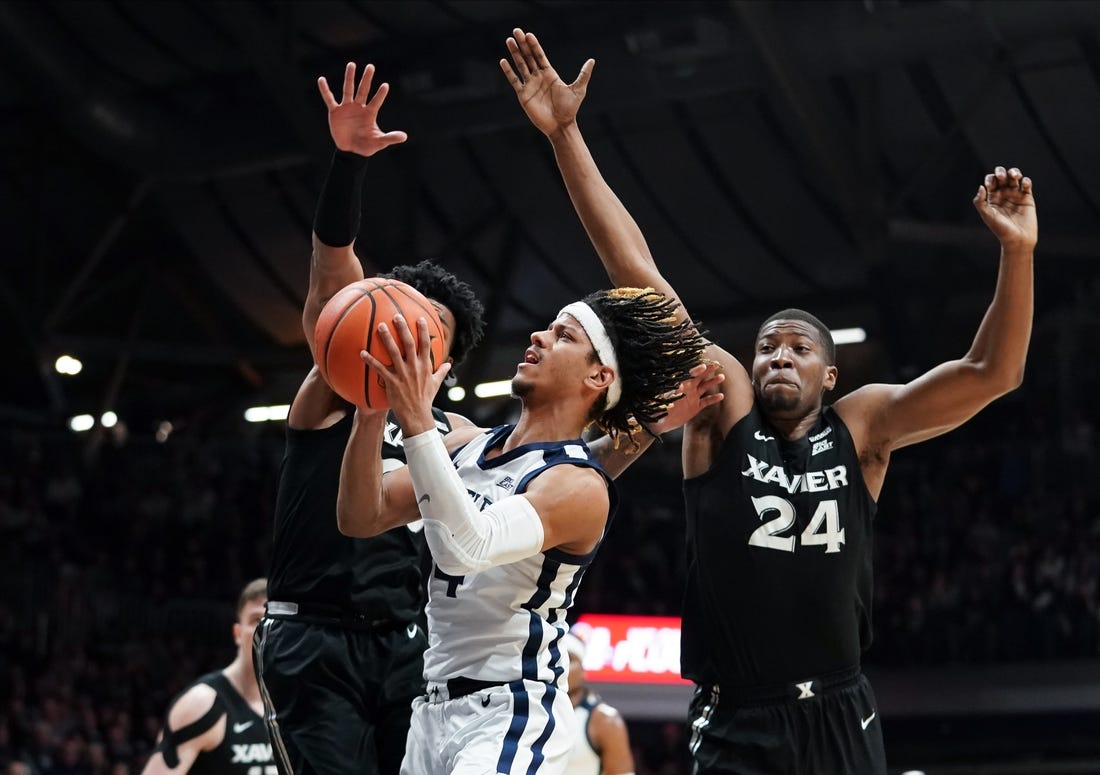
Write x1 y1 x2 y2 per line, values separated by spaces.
234 597 267 663
512 314 601 400
752 320 836 418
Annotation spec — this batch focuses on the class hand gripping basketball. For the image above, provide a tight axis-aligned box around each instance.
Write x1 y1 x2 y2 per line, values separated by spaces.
314 278 446 409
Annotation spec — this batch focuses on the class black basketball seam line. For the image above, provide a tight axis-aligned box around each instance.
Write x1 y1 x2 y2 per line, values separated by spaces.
321 288 372 382
384 283 445 368
363 292 379 409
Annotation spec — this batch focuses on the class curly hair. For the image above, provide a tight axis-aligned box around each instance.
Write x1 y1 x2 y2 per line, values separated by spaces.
384 260 486 366
581 288 708 448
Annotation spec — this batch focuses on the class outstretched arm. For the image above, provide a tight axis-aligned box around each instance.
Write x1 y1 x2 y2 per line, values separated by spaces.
501 28 753 453
305 62 408 344
839 166 1036 493
291 62 408 431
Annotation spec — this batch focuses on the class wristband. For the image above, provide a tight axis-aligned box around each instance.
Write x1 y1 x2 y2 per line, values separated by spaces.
313 149 369 247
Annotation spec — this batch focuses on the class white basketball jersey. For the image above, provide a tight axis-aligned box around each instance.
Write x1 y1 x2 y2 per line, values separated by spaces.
565 694 602 775
421 425 614 686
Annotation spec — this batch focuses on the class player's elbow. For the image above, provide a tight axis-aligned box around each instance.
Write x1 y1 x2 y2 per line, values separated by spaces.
985 361 1026 396
336 499 383 538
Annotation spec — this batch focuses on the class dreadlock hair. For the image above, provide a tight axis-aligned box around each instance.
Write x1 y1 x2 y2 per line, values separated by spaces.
581 287 708 449
758 308 835 365
384 260 486 366
235 577 267 620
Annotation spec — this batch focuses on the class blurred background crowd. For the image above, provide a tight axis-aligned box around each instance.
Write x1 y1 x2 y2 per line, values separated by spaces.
2 374 1097 775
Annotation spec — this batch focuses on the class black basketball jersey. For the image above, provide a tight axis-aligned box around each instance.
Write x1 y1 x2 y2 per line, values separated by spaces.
681 404 875 688
267 407 452 621
182 672 271 775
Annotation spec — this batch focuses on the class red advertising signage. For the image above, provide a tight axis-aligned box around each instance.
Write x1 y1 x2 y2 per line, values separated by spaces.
572 614 689 685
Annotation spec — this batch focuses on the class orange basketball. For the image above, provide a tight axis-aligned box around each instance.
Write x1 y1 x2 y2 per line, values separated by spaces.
314 277 447 410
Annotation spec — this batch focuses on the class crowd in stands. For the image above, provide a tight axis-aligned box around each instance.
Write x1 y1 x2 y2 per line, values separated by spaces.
1 377 1096 775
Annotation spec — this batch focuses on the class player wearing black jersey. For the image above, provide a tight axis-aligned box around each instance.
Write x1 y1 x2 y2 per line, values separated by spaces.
504 28 1037 774
252 62 486 775
144 580 271 775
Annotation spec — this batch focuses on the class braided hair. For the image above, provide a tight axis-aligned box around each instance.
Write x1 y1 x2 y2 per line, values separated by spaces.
582 287 708 449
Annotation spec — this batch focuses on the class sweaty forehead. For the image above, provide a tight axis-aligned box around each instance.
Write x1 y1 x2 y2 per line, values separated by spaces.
758 319 822 342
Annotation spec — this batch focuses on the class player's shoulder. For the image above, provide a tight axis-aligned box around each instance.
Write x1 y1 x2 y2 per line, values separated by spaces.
442 410 475 430
167 681 223 729
444 423 487 453
589 701 628 734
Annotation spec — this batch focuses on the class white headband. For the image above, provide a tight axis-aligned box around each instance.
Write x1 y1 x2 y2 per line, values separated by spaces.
559 301 622 411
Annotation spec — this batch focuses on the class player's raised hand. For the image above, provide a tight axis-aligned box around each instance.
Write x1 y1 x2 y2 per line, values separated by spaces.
646 361 726 436
500 28 593 137
317 62 408 157
973 166 1037 251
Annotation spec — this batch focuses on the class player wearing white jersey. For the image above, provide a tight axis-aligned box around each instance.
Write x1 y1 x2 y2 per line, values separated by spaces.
336 287 714 775
562 634 634 775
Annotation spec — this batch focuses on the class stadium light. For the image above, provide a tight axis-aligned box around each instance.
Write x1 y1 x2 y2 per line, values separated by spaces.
447 386 466 402
68 414 95 432
831 327 867 345
473 380 512 399
244 404 290 422
55 354 83 375
100 411 118 428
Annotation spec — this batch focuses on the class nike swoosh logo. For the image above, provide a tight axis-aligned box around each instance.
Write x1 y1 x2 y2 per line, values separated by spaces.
481 695 491 708
417 493 430 506
407 623 418 639
233 721 254 733
754 430 774 442
860 711 876 730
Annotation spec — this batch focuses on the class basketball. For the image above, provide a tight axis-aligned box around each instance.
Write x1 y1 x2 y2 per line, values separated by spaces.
314 277 447 410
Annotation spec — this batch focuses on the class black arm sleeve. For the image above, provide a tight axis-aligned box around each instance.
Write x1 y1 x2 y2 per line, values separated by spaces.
312 149 369 248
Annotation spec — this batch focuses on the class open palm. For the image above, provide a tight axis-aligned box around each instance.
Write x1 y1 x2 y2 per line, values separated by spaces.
317 62 407 157
501 28 593 137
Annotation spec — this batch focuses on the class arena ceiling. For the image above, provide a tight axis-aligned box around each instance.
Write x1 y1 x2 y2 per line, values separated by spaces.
2 0 1099 439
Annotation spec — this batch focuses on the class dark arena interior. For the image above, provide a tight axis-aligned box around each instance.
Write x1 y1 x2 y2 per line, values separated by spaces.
2 2 1099 774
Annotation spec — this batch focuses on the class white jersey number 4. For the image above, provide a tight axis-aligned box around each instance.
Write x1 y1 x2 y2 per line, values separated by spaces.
747 497 845 554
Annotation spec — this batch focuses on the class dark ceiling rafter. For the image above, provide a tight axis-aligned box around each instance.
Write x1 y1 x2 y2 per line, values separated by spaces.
751 95 859 248
592 112 754 299
411 171 545 323
458 135 588 301
896 57 1005 215
731 0 879 257
167 265 265 389
4 0 1096 430
341 0 397 36
1006 58 1100 218
45 178 154 332
106 0 210 79
39 0 154 89
206 1 331 164
266 169 315 243
453 216 524 411
201 180 307 311
0 2 306 180
82 264 154 464
670 100 827 291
